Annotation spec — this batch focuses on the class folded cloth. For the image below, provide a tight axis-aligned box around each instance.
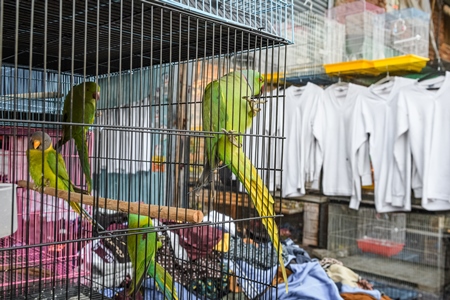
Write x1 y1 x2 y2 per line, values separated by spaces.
262 262 343 300
326 264 359 288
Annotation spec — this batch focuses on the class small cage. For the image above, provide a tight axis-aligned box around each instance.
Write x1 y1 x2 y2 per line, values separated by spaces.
327 203 450 299
327 0 386 61
323 16 346 65
383 8 430 58
166 0 295 43
280 11 345 78
0 130 94 299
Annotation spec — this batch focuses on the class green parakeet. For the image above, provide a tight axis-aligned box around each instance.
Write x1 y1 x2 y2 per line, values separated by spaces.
201 70 288 291
56 81 101 193
27 131 102 229
127 214 178 300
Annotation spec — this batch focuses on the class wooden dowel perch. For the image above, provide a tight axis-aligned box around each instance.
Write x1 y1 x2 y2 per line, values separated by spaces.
17 180 204 223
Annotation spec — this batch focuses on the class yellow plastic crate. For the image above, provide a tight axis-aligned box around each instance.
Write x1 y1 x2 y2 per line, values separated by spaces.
324 60 379 76
372 54 429 73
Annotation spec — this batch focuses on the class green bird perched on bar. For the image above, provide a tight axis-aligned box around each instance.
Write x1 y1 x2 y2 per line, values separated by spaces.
127 214 178 300
55 81 101 193
200 70 288 292
27 131 103 230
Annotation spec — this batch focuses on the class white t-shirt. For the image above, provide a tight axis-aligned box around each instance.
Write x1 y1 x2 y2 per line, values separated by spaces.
396 72 450 211
281 83 323 197
350 77 416 212
313 83 368 196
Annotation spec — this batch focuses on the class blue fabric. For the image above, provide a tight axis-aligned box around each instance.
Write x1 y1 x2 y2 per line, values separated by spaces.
282 238 312 264
143 278 201 300
340 284 381 300
102 278 202 300
262 262 343 300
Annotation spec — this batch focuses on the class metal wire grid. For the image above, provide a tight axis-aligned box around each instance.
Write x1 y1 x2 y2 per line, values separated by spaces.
284 11 345 77
384 7 430 58
160 0 294 43
327 1 386 61
1 0 288 298
327 203 450 298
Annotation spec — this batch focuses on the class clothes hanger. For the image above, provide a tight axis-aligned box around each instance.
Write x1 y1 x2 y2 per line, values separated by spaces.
372 69 393 86
418 63 446 90
334 73 348 92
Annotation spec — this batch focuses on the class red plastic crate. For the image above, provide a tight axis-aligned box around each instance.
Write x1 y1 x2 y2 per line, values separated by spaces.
357 238 404 257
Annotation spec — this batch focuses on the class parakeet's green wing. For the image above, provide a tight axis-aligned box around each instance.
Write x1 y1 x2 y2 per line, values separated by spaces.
46 150 72 191
203 81 228 166
127 215 178 300
47 150 97 221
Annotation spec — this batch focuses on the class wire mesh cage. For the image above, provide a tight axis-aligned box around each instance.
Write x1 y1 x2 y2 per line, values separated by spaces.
327 0 386 61
0 130 94 299
383 7 430 58
164 0 295 43
1 0 292 299
327 203 450 299
284 11 346 77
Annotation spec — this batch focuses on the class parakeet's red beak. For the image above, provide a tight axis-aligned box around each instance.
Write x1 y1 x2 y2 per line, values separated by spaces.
33 140 41 149
260 85 265 95
93 92 100 101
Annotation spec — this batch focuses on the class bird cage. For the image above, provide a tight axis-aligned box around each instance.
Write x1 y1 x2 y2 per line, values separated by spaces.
1 0 291 299
166 0 295 43
323 16 346 65
0 129 94 299
285 11 327 76
284 11 345 77
383 8 430 58
327 203 450 299
327 1 386 61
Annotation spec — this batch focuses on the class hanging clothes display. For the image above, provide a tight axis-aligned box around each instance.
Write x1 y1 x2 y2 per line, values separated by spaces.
395 71 450 211
282 83 323 198
312 82 368 196
350 77 416 212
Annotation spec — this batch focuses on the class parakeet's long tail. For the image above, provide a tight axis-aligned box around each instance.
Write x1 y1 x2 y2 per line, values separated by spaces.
67 200 105 231
217 137 288 292
74 134 92 194
153 261 178 300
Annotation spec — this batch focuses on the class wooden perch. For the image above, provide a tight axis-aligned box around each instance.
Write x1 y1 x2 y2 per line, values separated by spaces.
17 180 204 223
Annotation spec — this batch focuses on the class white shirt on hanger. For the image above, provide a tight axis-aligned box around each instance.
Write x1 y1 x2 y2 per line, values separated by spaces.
313 82 368 196
395 71 450 211
350 77 416 212
281 83 323 198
